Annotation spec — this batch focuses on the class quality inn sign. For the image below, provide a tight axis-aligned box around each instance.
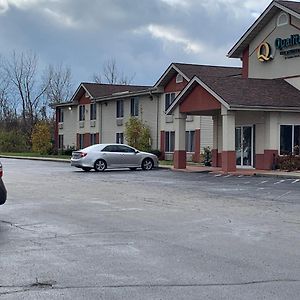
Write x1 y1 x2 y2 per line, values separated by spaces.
258 34 300 62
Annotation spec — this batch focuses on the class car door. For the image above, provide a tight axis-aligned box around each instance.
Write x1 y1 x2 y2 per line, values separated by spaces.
101 145 123 167
117 145 140 167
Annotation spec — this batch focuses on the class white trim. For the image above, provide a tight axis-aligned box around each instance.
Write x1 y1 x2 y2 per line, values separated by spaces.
230 106 300 112
176 73 183 83
277 12 289 26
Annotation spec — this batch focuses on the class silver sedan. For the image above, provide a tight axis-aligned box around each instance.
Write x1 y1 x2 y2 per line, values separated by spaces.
71 144 159 172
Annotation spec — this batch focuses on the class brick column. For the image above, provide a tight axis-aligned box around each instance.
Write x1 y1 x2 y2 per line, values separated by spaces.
193 129 201 163
160 131 165 160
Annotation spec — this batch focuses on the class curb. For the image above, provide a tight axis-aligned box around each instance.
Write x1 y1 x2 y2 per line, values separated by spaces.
0 155 70 163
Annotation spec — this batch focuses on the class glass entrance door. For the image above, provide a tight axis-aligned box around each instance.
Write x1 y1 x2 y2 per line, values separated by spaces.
235 126 253 167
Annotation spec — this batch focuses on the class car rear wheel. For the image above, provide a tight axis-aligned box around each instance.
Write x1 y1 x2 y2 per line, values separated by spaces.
94 159 107 172
82 167 91 172
141 158 153 170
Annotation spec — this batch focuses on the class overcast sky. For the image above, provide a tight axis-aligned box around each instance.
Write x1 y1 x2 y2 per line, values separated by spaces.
0 0 273 86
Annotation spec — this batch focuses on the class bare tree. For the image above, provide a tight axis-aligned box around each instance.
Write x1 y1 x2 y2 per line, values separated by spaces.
0 50 50 138
92 57 135 85
44 63 73 104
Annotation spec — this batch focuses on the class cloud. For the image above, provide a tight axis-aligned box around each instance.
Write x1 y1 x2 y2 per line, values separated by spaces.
146 24 204 54
0 0 276 85
43 7 78 28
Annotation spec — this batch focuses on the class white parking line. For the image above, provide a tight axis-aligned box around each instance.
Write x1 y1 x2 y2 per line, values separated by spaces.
224 175 232 178
292 179 300 184
215 174 222 177
258 180 268 185
274 180 285 185
238 175 244 178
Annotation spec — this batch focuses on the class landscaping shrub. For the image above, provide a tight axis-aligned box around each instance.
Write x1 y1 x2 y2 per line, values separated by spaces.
0 130 28 152
149 149 161 158
202 146 212 166
277 155 300 171
31 122 52 154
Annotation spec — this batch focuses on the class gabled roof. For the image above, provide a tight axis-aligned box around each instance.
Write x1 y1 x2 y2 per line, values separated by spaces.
81 83 151 99
167 75 300 114
154 62 241 87
52 82 153 108
63 82 151 104
228 0 300 58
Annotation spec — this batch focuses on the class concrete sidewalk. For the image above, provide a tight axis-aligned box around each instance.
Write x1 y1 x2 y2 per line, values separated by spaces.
1 154 300 179
171 164 300 179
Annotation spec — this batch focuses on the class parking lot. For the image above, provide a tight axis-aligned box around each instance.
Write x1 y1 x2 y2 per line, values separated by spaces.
1 158 300 299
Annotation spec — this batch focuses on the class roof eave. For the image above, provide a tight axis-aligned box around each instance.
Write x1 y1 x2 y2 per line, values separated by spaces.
229 105 300 112
227 0 300 58
95 87 161 102
166 76 230 115
154 63 190 88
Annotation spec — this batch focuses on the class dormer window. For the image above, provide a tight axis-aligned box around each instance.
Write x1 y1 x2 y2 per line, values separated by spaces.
277 12 289 27
176 73 183 83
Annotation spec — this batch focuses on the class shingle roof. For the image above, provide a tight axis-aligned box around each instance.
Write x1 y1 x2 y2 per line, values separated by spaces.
278 0 300 14
199 76 300 108
173 63 242 79
82 83 151 99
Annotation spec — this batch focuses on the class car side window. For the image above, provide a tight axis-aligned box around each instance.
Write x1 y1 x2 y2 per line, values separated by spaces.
118 145 136 153
102 145 113 152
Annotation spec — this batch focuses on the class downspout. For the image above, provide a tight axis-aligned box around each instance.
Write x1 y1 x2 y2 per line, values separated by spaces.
100 102 103 143
156 94 159 150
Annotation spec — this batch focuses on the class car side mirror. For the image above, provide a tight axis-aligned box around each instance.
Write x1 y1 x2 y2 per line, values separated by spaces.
135 150 139 154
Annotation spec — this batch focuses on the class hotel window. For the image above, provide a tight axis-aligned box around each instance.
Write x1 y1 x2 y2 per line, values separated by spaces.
116 132 124 144
58 108 64 123
116 100 124 118
130 97 139 116
165 93 176 111
90 103 97 120
78 134 84 149
185 130 195 152
90 133 97 145
79 105 85 121
58 134 63 149
280 125 300 155
165 131 175 152
176 73 183 83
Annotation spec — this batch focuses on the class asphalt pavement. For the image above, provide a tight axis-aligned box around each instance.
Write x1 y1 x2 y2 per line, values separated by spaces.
0 158 300 299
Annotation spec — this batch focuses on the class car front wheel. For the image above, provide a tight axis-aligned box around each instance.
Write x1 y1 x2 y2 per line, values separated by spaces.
94 159 107 172
141 158 154 171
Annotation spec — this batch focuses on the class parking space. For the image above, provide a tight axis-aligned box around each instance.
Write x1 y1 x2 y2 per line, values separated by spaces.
0 158 300 299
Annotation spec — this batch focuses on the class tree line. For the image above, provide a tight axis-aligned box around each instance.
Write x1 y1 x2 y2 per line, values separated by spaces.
0 51 134 153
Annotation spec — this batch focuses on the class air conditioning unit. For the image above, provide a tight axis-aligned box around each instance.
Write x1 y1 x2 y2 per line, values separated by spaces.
79 121 85 128
90 120 96 127
58 123 63 129
186 115 194 122
116 118 123 126
165 115 173 123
